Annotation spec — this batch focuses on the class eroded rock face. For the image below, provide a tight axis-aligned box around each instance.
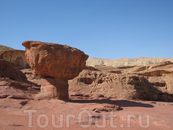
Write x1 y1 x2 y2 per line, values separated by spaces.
0 50 29 69
69 61 173 101
0 77 39 100
22 41 88 100
0 59 27 82
0 60 40 100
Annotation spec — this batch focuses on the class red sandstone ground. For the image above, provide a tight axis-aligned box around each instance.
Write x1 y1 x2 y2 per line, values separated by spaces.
0 94 173 130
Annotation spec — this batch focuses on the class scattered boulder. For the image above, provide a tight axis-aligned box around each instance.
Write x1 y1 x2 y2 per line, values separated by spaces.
22 41 88 100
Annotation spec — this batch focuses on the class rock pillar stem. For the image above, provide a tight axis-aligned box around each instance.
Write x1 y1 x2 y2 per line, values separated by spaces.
35 77 69 100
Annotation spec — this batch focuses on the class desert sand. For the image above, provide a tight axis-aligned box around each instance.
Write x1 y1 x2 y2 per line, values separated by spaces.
0 95 173 130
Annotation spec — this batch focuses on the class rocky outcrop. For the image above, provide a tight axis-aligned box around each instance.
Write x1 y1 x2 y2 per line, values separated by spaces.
0 60 40 99
21 68 42 85
0 59 27 82
0 77 39 100
69 61 173 101
22 41 88 100
0 49 29 69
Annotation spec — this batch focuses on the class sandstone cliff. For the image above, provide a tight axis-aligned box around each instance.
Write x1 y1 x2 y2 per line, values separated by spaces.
87 57 173 67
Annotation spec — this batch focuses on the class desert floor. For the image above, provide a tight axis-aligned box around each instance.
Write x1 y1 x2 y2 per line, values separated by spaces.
0 94 172 130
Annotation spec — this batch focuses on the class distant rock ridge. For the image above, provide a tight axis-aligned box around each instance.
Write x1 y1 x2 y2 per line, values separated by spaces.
0 45 14 51
86 57 173 67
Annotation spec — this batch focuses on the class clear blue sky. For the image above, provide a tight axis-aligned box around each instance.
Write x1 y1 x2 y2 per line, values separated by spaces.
0 0 173 59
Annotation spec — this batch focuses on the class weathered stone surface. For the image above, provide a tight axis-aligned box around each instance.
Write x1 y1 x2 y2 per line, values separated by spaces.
35 78 68 100
0 50 29 69
0 60 40 99
148 61 173 69
0 77 39 100
0 59 27 82
22 41 88 79
22 41 88 100
21 68 41 85
69 61 173 101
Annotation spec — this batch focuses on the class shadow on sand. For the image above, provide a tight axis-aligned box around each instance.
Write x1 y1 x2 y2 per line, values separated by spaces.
69 99 154 108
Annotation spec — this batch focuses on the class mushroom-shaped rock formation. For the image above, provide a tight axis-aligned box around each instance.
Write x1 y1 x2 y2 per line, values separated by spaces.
22 41 88 100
